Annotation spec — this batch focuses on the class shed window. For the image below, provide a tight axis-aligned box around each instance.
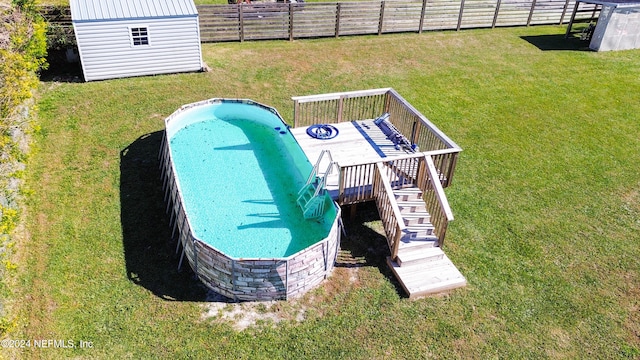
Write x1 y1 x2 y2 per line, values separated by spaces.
131 27 149 46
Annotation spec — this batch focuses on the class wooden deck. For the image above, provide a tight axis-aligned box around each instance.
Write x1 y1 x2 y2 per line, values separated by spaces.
291 119 467 299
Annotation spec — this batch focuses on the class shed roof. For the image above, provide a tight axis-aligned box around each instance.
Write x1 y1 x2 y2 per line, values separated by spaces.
576 0 640 7
70 0 198 21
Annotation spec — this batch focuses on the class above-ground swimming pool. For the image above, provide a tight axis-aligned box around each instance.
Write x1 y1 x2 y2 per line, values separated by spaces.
160 99 341 301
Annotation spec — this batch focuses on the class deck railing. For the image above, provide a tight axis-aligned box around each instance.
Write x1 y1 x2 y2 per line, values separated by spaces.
384 155 454 247
292 88 462 188
372 154 454 253
338 162 377 205
376 155 454 249
373 162 404 259
385 89 460 157
293 88 389 126
421 155 455 247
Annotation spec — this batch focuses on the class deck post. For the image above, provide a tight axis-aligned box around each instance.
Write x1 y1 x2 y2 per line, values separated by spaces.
383 90 392 113
350 204 357 221
391 225 401 259
338 165 345 204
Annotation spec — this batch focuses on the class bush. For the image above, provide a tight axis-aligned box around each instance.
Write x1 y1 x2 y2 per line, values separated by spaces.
0 0 48 337
1 1 48 119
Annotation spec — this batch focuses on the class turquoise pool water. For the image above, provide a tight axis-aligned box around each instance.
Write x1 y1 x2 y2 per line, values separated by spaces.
168 101 335 258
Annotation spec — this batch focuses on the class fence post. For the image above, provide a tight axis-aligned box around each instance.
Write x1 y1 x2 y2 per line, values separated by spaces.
492 0 502 28
590 4 599 22
289 2 294 41
564 1 581 38
527 0 537 26
335 3 342 38
419 0 428 33
560 0 571 24
238 4 245 42
457 0 466 31
378 1 386 35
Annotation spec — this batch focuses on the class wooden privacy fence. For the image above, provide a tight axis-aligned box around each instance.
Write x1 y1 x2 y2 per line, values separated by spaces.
198 0 599 42
41 1 599 44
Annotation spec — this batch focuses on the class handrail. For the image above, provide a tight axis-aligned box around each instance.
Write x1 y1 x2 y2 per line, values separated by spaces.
374 162 406 259
314 159 337 197
336 148 458 168
292 88 392 103
376 163 406 231
424 155 454 221
304 149 334 187
423 155 454 247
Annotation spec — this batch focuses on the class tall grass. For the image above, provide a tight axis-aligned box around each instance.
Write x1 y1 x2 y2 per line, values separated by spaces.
10 26 640 358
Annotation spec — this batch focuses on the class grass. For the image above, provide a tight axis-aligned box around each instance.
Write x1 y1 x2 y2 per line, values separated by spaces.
8 26 640 358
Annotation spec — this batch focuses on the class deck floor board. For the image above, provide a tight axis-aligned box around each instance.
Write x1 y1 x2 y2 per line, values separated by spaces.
291 120 415 196
291 120 413 166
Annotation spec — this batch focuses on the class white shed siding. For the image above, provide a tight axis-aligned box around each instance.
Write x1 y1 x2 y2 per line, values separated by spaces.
71 0 202 81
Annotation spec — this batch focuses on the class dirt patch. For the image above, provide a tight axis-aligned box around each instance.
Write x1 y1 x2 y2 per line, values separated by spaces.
201 266 362 331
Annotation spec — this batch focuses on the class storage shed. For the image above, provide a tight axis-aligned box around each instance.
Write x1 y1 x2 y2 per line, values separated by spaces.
70 0 203 81
565 0 640 51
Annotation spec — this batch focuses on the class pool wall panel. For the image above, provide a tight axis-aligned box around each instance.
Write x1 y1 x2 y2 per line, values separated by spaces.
185 208 341 301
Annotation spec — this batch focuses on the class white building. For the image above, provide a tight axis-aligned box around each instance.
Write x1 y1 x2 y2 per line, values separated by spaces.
70 0 203 81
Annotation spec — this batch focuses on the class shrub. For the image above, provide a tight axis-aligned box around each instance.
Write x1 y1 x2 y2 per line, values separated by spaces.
0 0 48 337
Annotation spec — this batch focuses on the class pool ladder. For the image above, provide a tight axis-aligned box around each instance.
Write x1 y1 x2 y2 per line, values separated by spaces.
297 150 338 220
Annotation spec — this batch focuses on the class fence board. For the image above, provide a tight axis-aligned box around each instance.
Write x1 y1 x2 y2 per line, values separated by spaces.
381 3 424 33
293 3 338 38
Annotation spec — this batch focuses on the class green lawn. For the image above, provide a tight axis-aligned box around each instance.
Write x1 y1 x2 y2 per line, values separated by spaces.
10 26 640 359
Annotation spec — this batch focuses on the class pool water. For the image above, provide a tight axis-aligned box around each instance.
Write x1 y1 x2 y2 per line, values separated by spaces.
169 105 332 258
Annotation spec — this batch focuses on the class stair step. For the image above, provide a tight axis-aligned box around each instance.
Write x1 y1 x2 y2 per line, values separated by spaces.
393 188 423 201
397 238 438 253
400 224 435 240
396 247 444 266
397 200 427 214
301 196 325 219
387 255 467 299
393 186 422 194
402 212 431 226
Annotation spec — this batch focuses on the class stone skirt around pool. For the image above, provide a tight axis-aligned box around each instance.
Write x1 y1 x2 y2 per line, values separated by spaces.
159 98 341 301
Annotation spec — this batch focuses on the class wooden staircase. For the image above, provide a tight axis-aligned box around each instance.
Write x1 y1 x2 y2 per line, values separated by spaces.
386 186 466 299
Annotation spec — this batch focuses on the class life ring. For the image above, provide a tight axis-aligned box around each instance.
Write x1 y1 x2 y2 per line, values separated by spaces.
306 124 339 140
